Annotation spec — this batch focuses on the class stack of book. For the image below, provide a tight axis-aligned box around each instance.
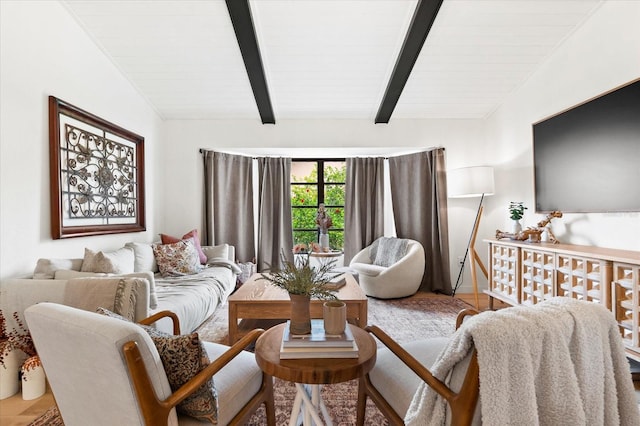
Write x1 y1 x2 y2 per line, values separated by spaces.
279 319 359 359
324 274 347 290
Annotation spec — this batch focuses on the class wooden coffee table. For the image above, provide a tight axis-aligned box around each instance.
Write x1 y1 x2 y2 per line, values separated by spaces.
255 323 376 425
228 273 367 344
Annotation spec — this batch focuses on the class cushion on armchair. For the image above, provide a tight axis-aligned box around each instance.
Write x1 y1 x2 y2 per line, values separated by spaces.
372 237 409 267
97 308 219 423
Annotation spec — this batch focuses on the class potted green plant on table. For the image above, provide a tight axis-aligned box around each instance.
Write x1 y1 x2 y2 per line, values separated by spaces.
509 201 527 233
259 251 340 335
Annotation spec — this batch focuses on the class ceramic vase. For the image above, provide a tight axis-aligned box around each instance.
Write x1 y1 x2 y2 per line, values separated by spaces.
323 300 346 335
21 355 46 400
289 293 311 335
0 345 24 400
512 220 522 234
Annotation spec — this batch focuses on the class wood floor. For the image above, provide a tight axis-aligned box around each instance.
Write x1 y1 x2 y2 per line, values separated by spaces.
1 293 636 425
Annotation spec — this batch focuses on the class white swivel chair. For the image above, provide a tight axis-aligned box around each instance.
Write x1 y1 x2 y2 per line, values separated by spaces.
349 237 425 299
25 302 275 426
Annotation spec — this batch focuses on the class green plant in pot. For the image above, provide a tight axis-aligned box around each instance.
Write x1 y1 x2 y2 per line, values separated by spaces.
509 201 527 233
259 250 340 335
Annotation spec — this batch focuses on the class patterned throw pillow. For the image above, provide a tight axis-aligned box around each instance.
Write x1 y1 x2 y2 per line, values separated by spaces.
160 229 207 264
96 308 218 423
153 238 202 277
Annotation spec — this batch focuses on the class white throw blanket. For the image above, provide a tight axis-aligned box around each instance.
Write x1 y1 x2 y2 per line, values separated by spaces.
405 297 640 426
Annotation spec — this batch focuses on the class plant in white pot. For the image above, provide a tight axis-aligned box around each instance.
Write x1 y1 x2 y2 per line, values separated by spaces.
259 250 340 335
509 201 528 233
0 311 42 400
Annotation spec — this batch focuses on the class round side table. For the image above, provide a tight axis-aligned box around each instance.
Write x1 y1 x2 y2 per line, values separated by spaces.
254 323 376 426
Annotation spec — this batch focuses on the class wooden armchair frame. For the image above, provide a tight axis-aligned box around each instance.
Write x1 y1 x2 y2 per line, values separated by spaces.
124 311 275 426
357 309 480 426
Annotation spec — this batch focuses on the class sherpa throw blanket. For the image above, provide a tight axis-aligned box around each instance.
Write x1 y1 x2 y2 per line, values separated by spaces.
405 297 640 426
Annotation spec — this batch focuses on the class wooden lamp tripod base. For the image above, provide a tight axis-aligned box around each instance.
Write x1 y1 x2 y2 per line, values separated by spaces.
452 196 489 310
468 205 488 309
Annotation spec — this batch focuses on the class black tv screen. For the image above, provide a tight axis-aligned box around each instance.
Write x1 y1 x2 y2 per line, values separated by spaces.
533 79 640 213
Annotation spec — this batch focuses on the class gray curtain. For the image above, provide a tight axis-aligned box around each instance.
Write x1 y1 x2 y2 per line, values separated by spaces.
202 151 255 262
388 148 451 294
257 157 294 272
343 157 385 264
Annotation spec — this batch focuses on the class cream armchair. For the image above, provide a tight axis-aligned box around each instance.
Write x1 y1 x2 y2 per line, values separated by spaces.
349 237 425 299
25 302 275 426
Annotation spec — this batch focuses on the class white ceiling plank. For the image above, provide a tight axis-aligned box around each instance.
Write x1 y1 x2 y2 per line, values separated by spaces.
61 0 605 120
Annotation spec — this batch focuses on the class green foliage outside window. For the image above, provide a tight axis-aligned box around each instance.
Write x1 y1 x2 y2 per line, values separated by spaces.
291 162 346 250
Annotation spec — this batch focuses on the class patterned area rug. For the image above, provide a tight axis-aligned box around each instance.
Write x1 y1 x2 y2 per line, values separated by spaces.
29 295 471 425
204 295 471 425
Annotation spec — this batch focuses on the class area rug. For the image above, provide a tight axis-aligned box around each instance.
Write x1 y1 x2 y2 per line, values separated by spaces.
204 295 471 425
29 295 471 425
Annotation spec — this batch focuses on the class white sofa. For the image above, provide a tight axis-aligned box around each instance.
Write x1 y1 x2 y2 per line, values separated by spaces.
349 237 425 299
0 242 239 335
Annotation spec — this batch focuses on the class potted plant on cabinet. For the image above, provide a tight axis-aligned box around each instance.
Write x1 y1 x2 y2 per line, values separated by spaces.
509 202 527 233
259 250 340 335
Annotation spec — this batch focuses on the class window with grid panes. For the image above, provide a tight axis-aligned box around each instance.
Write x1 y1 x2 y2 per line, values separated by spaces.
291 159 345 250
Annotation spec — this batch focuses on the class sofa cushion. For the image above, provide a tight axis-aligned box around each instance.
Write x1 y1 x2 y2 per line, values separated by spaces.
201 244 230 263
161 229 207 264
55 270 158 310
33 258 83 279
372 237 409 267
153 239 202 277
125 242 158 273
97 308 218 423
81 247 135 274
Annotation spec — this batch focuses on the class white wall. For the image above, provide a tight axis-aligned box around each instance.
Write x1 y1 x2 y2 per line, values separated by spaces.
0 1 164 279
480 0 640 279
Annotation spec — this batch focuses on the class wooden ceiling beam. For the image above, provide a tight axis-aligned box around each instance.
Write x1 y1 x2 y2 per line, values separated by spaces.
225 0 275 124
375 0 444 124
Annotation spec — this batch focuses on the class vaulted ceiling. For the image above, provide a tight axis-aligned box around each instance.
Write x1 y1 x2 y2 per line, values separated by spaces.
61 0 604 123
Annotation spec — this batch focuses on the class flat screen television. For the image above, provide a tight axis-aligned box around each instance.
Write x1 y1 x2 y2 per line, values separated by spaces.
533 79 640 213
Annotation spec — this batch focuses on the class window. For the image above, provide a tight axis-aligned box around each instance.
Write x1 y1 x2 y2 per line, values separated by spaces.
291 159 346 250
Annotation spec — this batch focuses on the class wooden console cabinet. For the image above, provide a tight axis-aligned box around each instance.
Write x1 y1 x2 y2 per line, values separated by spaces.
484 239 640 360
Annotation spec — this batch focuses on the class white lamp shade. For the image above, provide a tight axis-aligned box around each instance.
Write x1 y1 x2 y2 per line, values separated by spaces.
448 166 495 198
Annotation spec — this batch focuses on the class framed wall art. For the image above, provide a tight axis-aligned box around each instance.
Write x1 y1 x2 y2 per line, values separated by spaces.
49 96 146 239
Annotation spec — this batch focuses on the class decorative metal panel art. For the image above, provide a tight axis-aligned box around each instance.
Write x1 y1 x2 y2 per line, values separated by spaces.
49 96 145 238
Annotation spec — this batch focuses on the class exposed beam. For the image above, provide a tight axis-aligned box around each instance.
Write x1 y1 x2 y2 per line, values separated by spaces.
225 0 275 124
375 0 444 124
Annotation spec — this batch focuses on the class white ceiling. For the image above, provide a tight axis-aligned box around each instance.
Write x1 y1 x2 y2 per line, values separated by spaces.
61 0 604 122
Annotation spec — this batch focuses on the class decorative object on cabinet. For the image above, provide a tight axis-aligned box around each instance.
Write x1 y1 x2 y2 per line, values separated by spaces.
484 239 640 360
508 201 527 233
447 166 495 308
49 96 145 239
496 210 563 243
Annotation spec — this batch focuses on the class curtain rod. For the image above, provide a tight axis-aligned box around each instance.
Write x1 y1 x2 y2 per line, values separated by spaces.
199 147 444 159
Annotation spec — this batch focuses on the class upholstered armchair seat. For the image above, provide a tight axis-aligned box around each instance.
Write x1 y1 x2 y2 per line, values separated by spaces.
25 302 275 426
369 337 451 417
349 238 425 299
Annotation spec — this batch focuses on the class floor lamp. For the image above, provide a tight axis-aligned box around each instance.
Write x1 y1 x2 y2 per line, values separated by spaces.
448 166 495 309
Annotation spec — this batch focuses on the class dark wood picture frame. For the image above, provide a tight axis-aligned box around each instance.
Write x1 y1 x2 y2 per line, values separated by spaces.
49 96 146 239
